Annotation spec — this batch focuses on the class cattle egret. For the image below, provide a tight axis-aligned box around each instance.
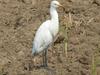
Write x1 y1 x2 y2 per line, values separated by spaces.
32 0 63 67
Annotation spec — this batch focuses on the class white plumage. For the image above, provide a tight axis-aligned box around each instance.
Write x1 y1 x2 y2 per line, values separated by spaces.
32 20 53 54
32 0 62 67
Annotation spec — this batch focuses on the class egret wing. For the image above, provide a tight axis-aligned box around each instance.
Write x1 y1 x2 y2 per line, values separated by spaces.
32 20 53 54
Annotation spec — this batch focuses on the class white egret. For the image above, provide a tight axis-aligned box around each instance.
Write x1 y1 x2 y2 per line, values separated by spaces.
32 0 63 67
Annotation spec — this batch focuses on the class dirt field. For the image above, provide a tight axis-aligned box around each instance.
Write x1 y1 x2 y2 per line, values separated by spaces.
0 0 100 75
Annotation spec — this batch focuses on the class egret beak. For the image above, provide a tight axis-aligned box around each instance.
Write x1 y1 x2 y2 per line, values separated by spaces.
58 4 65 11
58 4 63 7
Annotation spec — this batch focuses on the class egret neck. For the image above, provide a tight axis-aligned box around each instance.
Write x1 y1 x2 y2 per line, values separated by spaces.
50 6 58 22
50 6 59 38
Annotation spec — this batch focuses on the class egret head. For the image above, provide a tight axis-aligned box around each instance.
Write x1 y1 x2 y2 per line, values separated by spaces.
51 0 62 8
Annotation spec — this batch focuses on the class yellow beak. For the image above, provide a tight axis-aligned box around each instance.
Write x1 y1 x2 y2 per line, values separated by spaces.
58 4 63 7
58 4 65 11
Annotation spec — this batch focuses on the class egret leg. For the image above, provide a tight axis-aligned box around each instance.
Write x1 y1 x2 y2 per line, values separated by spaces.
43 50 45 66
43 49 48 67
45 49 48 67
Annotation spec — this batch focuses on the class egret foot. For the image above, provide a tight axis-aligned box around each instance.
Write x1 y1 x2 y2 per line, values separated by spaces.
42 63 48 68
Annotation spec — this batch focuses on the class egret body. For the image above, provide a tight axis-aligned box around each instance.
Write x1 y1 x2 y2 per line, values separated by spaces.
32 0 62 67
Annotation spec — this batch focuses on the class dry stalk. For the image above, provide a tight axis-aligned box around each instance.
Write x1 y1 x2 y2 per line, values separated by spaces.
64 12 73 58
87 18 94 25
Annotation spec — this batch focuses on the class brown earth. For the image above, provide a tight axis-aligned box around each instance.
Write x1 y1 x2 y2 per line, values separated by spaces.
0 0 100 75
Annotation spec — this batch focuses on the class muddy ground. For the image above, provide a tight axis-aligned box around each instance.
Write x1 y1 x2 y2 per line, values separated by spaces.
0 0 100 75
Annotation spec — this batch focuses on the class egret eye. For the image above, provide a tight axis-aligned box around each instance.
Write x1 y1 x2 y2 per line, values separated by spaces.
54 3 57 5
